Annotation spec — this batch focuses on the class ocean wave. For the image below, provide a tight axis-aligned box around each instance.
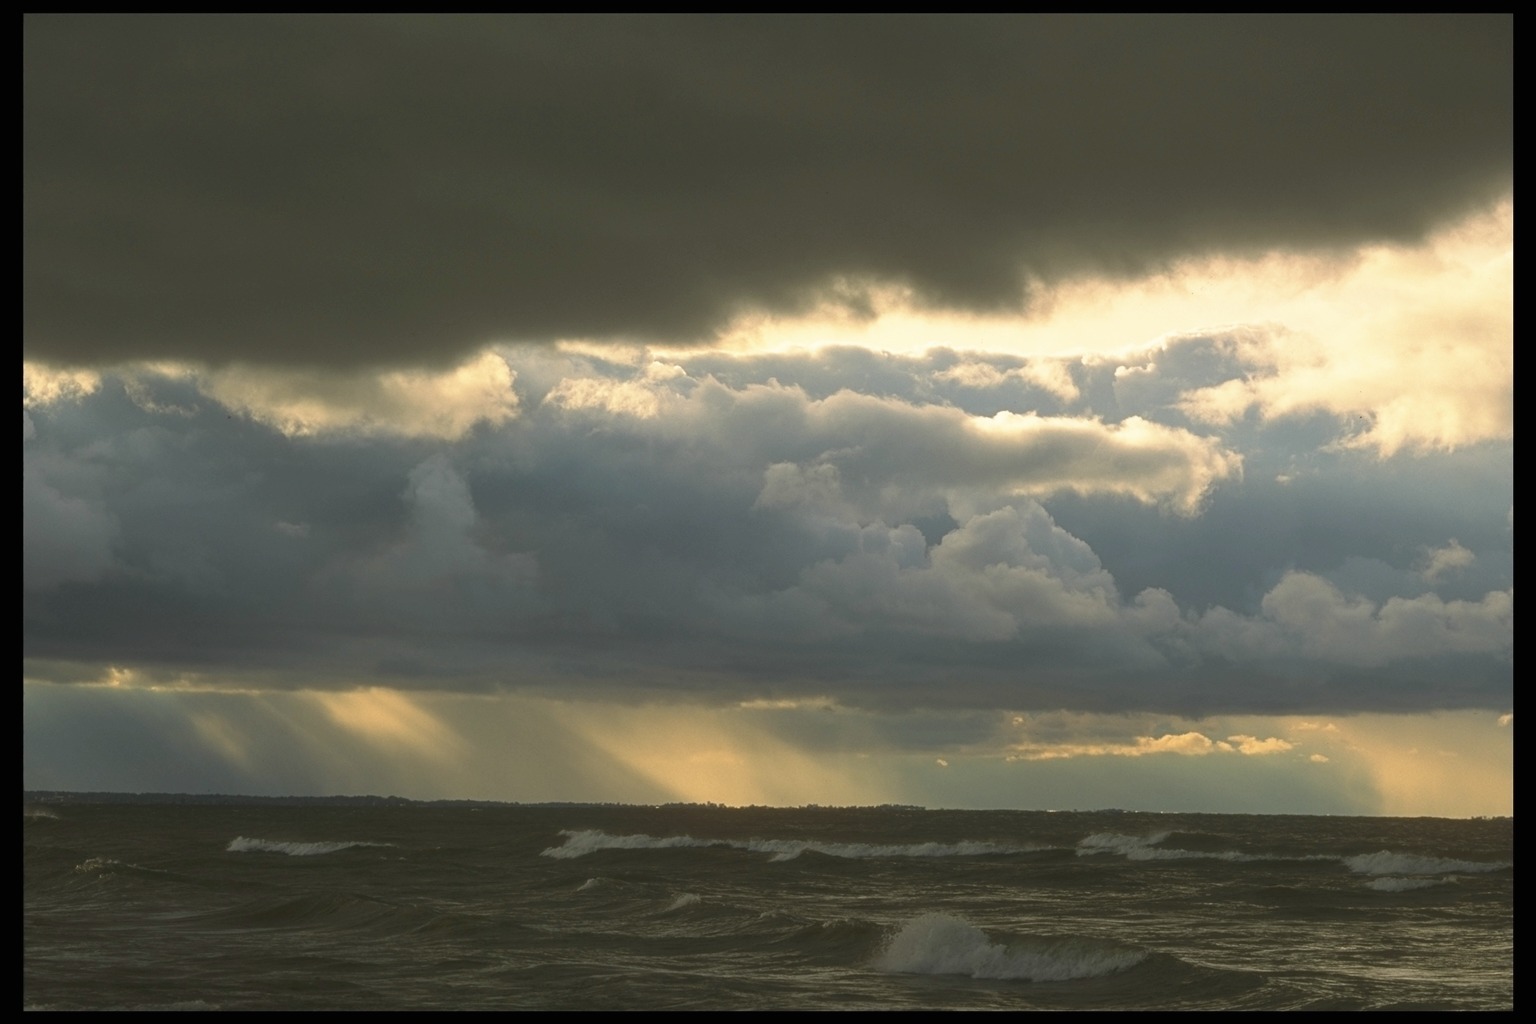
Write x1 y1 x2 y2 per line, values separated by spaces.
874 913 1145 982
1074 832 1448 870
1367 876 1452 892
541 830 720 859
753 838 1040 862
664 893 702 912
541 829 1037 862
1075 831 1171 858
73 856 170 879
1344 851 1510 876
225 836 392 857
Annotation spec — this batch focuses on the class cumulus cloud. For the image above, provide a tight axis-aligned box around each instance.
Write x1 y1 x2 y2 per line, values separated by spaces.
331 454 538 632
1242 572 1512 666
23 363 100 407
21 343 1511 717
23 353 521 440
1226 734 1294 756
1420 540 1476 582
1006 729 1294 761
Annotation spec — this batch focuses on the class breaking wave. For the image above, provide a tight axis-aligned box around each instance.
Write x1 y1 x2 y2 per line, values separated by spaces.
226 836 392 857
1075 833 1507 878
874 913 1144 982
1344 851 1510 876
541 829 1038 862
1075 831 1171 858
664 893 702 912
1073 830 1321 865
1367 876 1451 892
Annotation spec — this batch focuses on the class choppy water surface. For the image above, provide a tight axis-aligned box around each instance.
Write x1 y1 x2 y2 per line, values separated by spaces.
24 802 1512 1010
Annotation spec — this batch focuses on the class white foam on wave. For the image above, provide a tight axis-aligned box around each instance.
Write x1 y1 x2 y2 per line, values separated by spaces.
664 893 702 912
874 913 1144 982
1367 876 1451 892
754 838 1039 862
542 830 719 859
24 806 60 820
1075 831 1171 858
1072 834 1511 878
1344 851 1509 876
541 829 1038 861
225 836 392 857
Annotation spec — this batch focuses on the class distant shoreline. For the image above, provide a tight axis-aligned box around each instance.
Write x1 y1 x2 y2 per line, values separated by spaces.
22 791 1508 820
22 791 926 812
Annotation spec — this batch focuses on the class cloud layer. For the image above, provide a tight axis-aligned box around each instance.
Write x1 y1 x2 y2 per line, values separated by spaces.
24 339 1511 716
21 18 1512 813
25 15 1511 368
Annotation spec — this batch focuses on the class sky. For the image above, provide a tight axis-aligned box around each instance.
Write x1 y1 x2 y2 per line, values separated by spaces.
24 15 1512 816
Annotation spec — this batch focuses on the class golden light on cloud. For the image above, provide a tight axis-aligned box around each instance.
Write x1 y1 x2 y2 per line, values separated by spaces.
23 363 101 407
23 352 521 440
542 362 686 419
1005 728 1293 761
643 198 1513 459
200 351 521 439
684 199 1511 372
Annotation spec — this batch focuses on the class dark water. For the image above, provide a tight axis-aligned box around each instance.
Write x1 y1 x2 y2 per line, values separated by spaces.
24 801 1513 1010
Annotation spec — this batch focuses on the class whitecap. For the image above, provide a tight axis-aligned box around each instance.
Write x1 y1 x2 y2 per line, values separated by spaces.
1075 831 1170 858
874 913 1144 982
540 829 1038 861
1344 851 1509 876
664 893 701 912
225 836 392 856
1367 876 1451 892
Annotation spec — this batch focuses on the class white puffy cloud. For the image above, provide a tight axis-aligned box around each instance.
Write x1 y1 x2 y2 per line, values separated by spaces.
539 365 1239 516
1420 539 1476 582
748 504 1120 644
1248 572 1512 666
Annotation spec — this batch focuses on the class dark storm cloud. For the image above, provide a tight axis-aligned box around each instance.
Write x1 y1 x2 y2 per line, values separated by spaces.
23 348 1512 716
24 15 1511 369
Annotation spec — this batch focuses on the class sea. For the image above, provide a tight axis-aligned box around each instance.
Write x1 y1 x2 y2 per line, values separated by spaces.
23 797 1513 1011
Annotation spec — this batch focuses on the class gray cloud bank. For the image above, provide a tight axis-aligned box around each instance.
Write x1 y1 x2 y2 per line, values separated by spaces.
24 15 1511 369
24 343 1512 715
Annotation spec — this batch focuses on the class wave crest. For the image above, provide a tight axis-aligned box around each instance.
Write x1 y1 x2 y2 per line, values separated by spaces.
1344 851 1509 876
875 913 1144 982
1075 831 1170 858
541 829 1036 861
1367 876 1450 892
226 836 391 857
